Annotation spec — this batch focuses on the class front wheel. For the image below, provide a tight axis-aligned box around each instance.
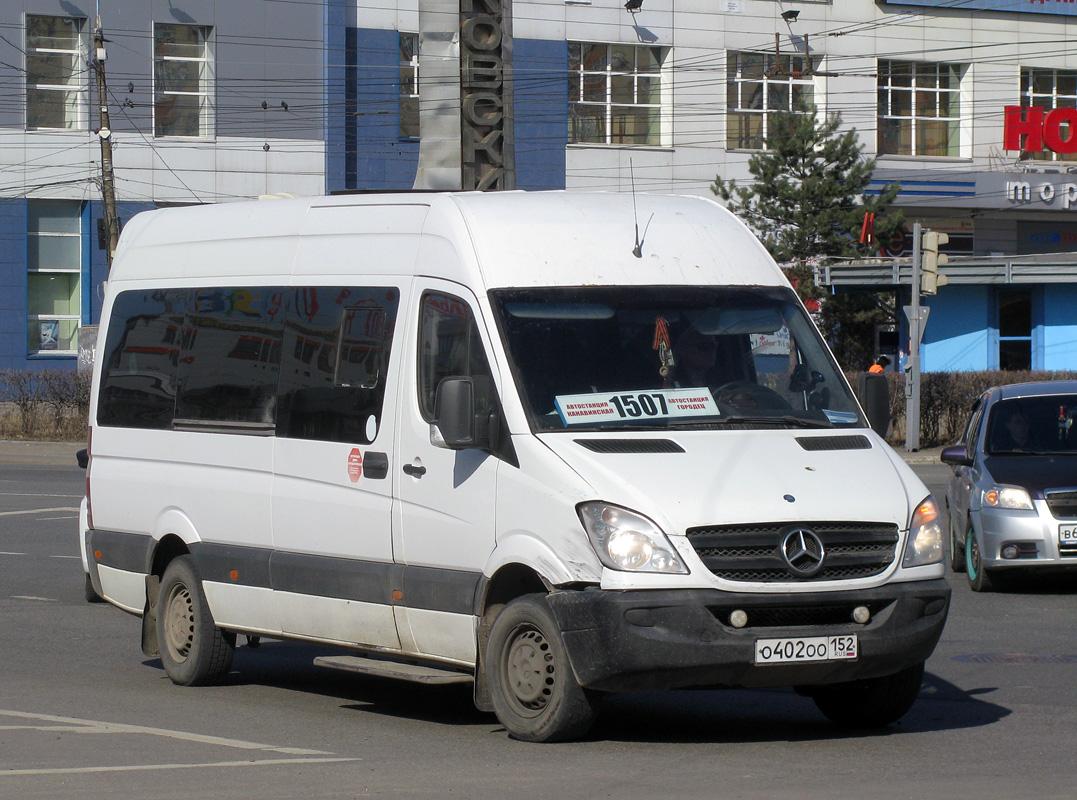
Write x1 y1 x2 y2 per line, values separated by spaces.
157 555 235 686
948 509 966 573
965 531 995 592
486 594 597 743
811 662 925 728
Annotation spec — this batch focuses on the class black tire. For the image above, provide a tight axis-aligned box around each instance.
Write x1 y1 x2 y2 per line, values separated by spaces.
157 555 235 686
486 594 597 743
965 531 995 592
84 572 104 603
948 510 966 573
811 662 925 728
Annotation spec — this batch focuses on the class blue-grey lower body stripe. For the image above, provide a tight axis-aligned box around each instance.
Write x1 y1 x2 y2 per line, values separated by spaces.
88 529 481 616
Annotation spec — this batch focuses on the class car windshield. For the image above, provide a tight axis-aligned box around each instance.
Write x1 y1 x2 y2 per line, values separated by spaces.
490 285 866 432
986 395 1077 455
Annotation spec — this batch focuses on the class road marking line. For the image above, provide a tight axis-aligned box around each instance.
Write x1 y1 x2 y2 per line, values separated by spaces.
11 596 58 602
0 507 81 517
0 757 359 777
50 555 81 559
0 493 83 499
0 552 27 556
0 710 335 755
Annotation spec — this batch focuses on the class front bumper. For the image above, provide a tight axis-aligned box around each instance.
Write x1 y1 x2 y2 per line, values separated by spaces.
975 502 1077 568
546 579 950 693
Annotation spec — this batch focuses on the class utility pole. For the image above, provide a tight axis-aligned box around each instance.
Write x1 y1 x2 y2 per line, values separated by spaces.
91 21 119 268
905 222 923 451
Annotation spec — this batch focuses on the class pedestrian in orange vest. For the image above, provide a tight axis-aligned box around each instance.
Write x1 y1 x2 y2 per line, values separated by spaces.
868 355 891 374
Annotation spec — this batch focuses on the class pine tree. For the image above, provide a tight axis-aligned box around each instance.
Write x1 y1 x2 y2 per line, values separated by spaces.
712 108 902 369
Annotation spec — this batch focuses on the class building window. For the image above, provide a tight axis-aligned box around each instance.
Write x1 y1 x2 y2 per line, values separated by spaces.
400 33 419 139
25 15 85 130
726 51 814 150
154 23 213 137
1019 67 1077 163
568 42 665 146
998 289 1032 371
27 200 82 355
877 60 962 157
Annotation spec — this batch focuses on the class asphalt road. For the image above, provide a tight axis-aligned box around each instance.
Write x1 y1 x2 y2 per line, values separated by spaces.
2 447 1076 799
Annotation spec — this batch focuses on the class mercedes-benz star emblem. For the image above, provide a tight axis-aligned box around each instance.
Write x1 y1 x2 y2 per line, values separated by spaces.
781 528 825 577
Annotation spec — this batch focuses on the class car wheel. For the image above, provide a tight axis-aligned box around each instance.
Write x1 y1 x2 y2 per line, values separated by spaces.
157 555 235 686
84 572 105 603
811 662 925 728
947 505 966 573
965 530 995 592
486 594 598 743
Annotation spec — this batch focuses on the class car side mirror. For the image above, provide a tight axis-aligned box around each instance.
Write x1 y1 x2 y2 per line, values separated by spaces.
76 449 88 469
940 444 973 467
432 377 477 449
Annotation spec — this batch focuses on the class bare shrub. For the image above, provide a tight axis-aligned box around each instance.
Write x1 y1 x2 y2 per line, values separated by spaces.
0 369 42 435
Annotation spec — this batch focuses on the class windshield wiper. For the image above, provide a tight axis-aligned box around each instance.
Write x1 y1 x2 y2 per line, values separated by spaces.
667 415 834 430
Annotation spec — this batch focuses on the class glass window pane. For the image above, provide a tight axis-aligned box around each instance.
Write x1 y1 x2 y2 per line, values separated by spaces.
741 53 765 81
27 53 79 85
611 74 634 104
611 105 659 145
878 117 910 155
156 94 204 137
1059 72 1077 98
28 319 78 352
915 63 937 87
568 42 582 73
399 65 417 97
569 104 606 143
155 24 207 59
29 235 80 270
890 87 913 117
916 90 937 117
155 61 203 94
610 45 633 73
582 72 606 103
728 112 763 150
938 90 958 118
28 200 82 234
28 272 79 316
399 32 416 62
743 82 764 110
27 16 80 50
26 89 79 129
1032 70 1054 96
999 340 1032 371
768 83 790 111
638 75 661 105
917 119 952 156
727 81 741 109
889 62 912 87
999 290 1032 337
791 83 813 109
641 47 663 73
399 96 419 138
583 44 607 72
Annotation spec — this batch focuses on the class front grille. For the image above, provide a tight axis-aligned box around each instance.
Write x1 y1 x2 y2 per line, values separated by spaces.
686 521 900 583
1045 490 1077 520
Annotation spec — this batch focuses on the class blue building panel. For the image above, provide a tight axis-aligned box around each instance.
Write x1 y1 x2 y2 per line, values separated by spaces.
514 38 568 191
0 199 28 370
1043 285 1077 371
921 286 992 372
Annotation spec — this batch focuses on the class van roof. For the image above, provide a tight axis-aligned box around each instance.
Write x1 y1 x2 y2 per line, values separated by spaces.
110 191 787 290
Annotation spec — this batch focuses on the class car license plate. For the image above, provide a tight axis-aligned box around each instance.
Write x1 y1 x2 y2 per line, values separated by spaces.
755 635 858 665
1060 524 1077 546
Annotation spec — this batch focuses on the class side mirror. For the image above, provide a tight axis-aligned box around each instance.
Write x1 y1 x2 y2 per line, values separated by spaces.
856 372 890 437
76 449 88 469
432 377 476 449
940 444 974 467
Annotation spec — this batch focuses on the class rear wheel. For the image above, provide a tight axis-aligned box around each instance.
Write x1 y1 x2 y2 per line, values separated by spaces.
486 594 597 743
966 531 995 592
157 555 235 686
811 662 925 728
84 573 104 603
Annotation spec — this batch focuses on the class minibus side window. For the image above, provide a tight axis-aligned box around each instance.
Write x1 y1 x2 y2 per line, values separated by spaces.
174 287 285 426
276 286 399 444
417 292 495 423
97 288 188 429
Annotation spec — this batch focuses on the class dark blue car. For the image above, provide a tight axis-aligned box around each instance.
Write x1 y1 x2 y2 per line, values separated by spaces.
942 381 1077 591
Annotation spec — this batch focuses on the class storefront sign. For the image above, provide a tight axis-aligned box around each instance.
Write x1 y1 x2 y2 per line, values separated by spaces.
460 0 514 190
881 0 1077 17
1003 106 1077 154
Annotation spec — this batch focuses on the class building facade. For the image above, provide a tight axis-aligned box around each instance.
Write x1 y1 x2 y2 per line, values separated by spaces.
4 0 1077 371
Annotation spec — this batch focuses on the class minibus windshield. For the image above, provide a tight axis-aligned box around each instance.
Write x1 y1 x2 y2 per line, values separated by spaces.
490 286 867 432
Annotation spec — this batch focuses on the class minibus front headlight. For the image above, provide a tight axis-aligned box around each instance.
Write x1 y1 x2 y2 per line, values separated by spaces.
902 496 944 568
577 502 688 574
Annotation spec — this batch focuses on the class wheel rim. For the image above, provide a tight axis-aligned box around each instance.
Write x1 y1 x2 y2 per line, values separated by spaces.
502 624 555 715
162 582 195 663
966 533 980 580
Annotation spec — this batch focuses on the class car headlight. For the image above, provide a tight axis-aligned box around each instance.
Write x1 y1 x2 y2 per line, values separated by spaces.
903 496 943 568
982 485 1034 510
577 502 688 574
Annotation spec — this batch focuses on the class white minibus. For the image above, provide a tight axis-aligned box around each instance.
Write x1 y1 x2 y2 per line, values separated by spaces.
80 191 950 741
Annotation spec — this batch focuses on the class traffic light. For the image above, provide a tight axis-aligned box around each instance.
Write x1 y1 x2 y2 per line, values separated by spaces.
921 230 949 295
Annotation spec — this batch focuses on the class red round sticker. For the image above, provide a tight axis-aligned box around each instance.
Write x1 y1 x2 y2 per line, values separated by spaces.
348 448 363 483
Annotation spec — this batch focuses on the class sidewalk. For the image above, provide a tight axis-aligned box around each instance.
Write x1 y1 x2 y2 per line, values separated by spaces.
0 439 944 467
0 440 83 466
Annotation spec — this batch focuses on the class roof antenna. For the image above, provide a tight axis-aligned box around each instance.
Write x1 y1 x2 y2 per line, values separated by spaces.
630 159 653 258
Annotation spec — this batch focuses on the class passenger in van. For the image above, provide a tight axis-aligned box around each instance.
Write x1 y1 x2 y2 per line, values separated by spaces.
670 327 786 410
